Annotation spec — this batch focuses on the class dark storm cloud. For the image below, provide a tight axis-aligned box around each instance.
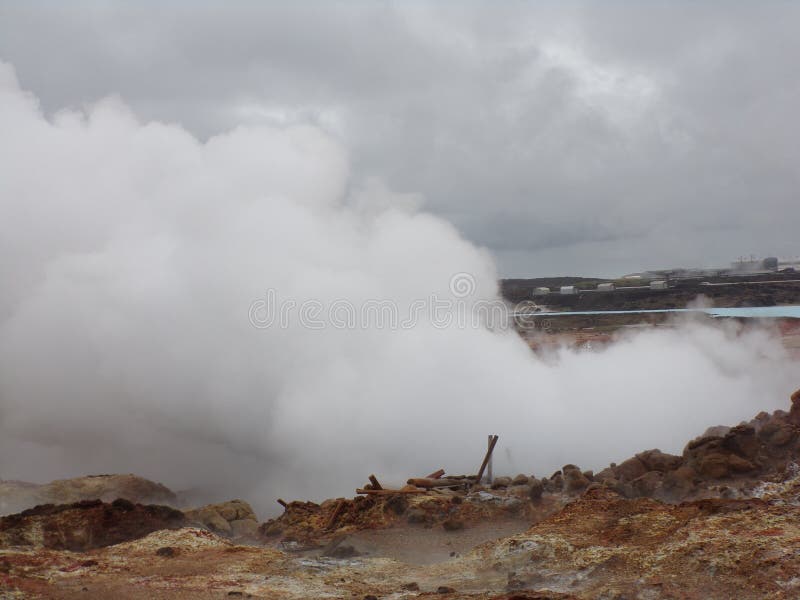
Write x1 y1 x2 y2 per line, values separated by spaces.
1 1 798 276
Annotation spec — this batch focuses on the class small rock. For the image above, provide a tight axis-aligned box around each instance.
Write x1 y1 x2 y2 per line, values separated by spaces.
636 449 683 473
328 544 360 558
528 478 544 502
406 508 428 524
564 469 590 494
511 474 530 486
615 457 648 482
442 518 464 532
401 582 420 590
230 518 259 538
155 546 176 557
490 476 512 489
437 585 456 593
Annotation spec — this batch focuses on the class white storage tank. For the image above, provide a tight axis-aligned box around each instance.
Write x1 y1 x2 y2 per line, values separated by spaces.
597 282 615 292
560 285 577 295
650 280 668 290
533 287 551 296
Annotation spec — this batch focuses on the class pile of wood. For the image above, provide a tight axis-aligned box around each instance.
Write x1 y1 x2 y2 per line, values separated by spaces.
355 434 499 496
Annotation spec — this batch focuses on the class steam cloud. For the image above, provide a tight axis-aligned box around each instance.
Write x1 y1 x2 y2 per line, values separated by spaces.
0 61 796 515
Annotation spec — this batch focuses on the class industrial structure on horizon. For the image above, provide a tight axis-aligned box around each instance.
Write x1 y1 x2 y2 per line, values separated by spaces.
531 255 800 297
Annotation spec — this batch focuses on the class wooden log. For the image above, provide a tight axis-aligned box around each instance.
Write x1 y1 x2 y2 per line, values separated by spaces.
277 498 288 509
406 477 465 489
475 434 499 484
426 469 445 479
368 474 383 490
355 488 427 495
325 499 345 530
487 435 494 484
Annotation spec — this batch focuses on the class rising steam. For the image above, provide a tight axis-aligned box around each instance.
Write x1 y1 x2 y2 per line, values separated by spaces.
0 61 796 515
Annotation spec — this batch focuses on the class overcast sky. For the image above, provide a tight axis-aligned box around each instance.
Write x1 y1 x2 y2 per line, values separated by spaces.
2 1 798 277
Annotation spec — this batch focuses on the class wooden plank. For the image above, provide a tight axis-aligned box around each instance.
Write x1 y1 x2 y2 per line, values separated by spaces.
487 435 494 484
355 488 427 495
368 474 383 490
406 477 465 489
325 499 345 530
425 469 445 479
475 434 499 484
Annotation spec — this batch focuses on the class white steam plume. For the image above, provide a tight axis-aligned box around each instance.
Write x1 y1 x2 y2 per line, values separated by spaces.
0 61 796 515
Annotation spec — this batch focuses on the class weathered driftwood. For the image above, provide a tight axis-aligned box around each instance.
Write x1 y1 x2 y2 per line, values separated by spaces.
475 434 499 483
368 474 383 490
355 488 426 495
325 499 345 530
426 469 445 479
406 477 466 489
277 498 288 509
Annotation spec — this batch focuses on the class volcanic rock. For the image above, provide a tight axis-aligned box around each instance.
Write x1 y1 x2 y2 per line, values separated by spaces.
511 474 530 486
697 452 730 478
184 499 258 539
563 469 590 494
721 424 760 459
490 477 512 489
759 420 796 447
635 449 682 473
630 471 663 497
0 499 185 551
614 457 647 482
789 388 800 425
528 478 544 502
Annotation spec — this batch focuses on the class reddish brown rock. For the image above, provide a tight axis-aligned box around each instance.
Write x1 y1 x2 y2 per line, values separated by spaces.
615 457 648 482
631 471 664 497
788 388 800 425
721 425 760 459
697 452 730 479
0 499 185 551
662 466 697 495
635 449 683 473
728 454 756 474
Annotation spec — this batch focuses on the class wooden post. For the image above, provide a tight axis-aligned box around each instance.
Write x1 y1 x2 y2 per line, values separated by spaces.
425 469 445 479
368 474 383 490
475 434 499 484
325 499 345 530
487 435 494 484
277 499 288 509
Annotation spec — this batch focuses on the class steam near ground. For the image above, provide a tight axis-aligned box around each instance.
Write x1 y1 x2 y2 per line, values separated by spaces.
0 61 796 515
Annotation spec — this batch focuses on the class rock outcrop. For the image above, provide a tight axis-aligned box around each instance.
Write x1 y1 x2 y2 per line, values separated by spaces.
184 499 259 539
0 499 185 551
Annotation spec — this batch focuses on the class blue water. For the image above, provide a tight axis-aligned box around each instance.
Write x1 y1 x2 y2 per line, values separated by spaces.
513 305 800 319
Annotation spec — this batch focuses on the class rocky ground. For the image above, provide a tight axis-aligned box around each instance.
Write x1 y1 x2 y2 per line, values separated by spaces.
3 390 800 599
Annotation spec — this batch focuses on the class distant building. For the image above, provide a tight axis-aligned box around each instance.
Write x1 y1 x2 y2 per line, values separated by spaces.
730 256 778 274
778 257 800 272
560 285 577 295
533 287 551 296
650 280 668 290
763 257 779 271
597 282 615 292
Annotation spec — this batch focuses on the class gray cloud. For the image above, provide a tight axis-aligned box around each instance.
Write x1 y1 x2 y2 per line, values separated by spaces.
1 2 798 276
